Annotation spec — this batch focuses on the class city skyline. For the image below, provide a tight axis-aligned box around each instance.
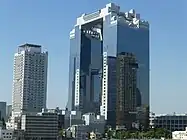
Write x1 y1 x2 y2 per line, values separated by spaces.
0 0 187 114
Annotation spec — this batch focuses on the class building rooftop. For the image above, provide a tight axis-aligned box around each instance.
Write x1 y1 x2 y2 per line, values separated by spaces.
153 113 187 117
75 3 149 28
18 43 41 48
17 43 44 54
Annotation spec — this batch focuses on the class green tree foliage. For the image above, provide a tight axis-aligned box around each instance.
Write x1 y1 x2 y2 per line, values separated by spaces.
59 129 65 138
107 128 171 139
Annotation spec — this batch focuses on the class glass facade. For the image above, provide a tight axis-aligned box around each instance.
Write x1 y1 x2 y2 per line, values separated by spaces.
67 3 149 128
100 15 118 126
67 20 103 114
117 22 149 106
116 52 138 129
106 56 117 127
67 26 81 111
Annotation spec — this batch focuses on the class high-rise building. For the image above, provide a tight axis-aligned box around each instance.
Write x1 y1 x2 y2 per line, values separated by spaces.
67 3 149 128
0 102 6 120
116 52 138 129
12 44 48 117
6 105 12 120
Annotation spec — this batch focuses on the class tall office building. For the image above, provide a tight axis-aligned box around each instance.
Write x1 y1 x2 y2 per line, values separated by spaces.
6 105 12 120
116 52 138 129
67 3 149 128
0 102 6 120
12 44 48 118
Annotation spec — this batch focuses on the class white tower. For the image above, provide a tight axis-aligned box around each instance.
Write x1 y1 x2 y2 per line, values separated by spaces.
12 43 48 118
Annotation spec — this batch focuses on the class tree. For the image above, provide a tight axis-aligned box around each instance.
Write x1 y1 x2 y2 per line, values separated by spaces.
107 130 113 138
109 128 172 139
59 129 65 138
115 130 131 139
154 128 171 139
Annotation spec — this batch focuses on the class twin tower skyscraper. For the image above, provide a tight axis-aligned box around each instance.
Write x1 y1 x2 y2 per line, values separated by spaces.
67 3 149 128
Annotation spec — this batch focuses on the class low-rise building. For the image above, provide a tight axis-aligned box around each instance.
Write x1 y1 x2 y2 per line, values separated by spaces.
12 129 25 140
21 109 59 140
65 112 105 139
63 110 84 129
44 107 65 131
69 125 89 140
150 113 187 131
172 127 187 139
0 127 13 140
89 131 102 140
82 113 105 133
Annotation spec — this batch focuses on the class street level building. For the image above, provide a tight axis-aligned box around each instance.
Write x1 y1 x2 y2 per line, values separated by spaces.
150 113 187 131
21 109 59 140
0 127 13 140
63 110 84 129
82 112 106 133
66 125 89 140
172 127 187 140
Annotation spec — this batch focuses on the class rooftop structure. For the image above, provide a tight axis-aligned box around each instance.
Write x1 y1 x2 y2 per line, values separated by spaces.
75 3 149 28
17 43 43 53
18 43 41 48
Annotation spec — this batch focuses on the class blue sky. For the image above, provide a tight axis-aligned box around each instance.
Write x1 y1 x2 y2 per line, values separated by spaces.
0 0 186 114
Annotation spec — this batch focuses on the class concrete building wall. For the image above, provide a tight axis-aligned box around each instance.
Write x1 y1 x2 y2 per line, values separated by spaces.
0 127 13 140
21 112 58 140
12 44 48 117
151 113 187 131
